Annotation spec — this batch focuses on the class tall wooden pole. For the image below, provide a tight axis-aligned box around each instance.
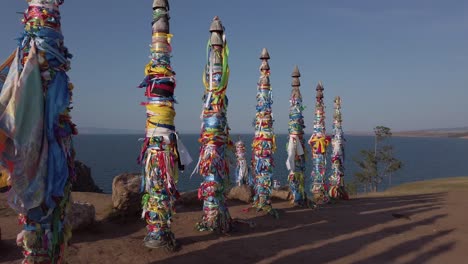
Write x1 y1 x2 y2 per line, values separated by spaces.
195 16 233 233
252 48 278 217
138 0 192 250
308 82 330 205
286 66 307 206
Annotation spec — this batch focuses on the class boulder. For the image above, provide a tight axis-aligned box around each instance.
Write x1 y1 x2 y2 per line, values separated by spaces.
227 185 254 203
112 173 142 217
73 160 103 193
272 186 293 201
70 201 95 230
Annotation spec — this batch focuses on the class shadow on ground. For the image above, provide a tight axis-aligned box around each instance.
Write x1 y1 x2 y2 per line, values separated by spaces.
0 192 455 264
149 192 454 264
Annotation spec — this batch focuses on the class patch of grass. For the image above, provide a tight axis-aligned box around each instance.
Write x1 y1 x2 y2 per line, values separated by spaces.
384 177 468 195
345 182 358 196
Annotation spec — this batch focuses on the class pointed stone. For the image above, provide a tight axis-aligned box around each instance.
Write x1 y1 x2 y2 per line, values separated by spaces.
210 32 223 46
260 48 270 60
291 65 300 78
316 82 324 99
210 16 224 32
316 81 324 91
260 61 270 71
292 78 300 87
153 0 169 10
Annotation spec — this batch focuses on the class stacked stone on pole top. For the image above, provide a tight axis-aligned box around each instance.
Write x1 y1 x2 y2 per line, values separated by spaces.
292 65 300 86
152 0 169 33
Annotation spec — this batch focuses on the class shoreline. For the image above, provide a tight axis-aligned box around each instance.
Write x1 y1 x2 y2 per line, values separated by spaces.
392 132 468 139
75 132 468 140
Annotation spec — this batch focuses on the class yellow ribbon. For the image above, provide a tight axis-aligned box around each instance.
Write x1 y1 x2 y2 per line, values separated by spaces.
144 62 173 76
309 136 330 154
146 104 175 128
252 133 276 153
0 167 9 190
152 33 173 43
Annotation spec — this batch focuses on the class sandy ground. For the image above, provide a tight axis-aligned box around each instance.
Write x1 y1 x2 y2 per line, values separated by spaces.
1 179 468 264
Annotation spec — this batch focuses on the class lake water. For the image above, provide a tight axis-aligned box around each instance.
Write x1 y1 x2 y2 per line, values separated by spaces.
73 134 468 193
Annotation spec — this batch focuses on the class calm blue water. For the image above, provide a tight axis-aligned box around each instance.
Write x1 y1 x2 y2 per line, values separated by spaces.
73 134 468 193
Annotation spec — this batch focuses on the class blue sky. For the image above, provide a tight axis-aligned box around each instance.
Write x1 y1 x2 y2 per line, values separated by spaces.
1 0 467 134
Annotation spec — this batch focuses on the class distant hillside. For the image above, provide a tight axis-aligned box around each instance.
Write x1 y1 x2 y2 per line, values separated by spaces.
399 127 468 133
76 127 468 139
78 127 141 135
393 127 468 139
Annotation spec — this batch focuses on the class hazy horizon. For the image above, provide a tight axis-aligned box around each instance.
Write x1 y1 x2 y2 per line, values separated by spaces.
77 125 468 135
1 0 467 134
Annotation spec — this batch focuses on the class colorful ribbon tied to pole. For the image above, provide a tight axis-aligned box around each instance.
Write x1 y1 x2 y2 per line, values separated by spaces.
137 0 192 250
192 16 233 233
251 48 278 218
286 66 307 206
308 82 330 205
329 96 349 200
235 139 251 186
0 0 78 262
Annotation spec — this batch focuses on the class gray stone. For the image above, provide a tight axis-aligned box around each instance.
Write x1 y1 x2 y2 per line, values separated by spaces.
227 185 254 203
209 16 224 32
112 173 142 216
316 81 324 99
291 65 301 78
260 48 270 60
153 0 169 9
260 61 270 71
210 32 223 46
73 160 103 193
70 201 95 230
292 65 301 87
272 186 293 201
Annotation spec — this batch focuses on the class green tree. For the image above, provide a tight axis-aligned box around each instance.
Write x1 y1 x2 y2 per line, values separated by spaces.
374 126 392 156
353 149 378 192
379 145 403 187
354 126 403 192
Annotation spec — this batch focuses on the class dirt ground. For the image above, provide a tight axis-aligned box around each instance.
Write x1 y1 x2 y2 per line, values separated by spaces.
1 182 467 264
